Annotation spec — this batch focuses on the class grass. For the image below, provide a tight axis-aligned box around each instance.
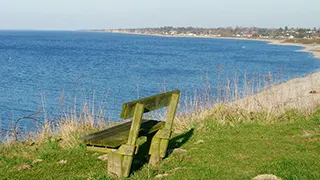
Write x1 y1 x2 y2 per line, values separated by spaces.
282 38 320 44
1 70 319 179
1 108 319 179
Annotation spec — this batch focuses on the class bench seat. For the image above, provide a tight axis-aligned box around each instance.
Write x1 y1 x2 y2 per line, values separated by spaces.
81 120 165 148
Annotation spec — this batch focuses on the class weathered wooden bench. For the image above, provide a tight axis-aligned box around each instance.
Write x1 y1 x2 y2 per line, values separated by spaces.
81 90 180 177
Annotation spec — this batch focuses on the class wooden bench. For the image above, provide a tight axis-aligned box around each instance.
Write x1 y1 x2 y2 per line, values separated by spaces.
81 90 180 177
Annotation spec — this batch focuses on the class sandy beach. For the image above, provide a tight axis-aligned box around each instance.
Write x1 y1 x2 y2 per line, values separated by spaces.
228 39 320 112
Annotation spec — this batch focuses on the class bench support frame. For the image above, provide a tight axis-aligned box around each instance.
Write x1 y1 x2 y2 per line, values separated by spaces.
82 90 180 178
149 93 179 167
108 103 144 177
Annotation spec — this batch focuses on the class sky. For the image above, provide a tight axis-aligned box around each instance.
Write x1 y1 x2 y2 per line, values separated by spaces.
0 0 319 30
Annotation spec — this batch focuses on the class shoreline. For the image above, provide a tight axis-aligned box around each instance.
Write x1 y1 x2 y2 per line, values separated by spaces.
104 31 320 59
266 39 320 59
104 31 320 111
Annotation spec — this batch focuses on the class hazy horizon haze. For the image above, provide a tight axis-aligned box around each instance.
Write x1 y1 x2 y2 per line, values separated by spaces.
0 0 319 30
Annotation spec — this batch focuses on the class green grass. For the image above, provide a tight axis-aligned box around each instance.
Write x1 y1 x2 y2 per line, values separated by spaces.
1 109 320 179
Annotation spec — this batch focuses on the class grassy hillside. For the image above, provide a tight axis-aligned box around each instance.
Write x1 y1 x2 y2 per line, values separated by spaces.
1 108 319 180
283 38 320 44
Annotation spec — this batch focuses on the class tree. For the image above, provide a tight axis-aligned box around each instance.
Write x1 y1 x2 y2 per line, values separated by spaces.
279 27 284 32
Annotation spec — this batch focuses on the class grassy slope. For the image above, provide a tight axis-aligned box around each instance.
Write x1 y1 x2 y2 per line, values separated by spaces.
1 110 320 180
282 38 320 44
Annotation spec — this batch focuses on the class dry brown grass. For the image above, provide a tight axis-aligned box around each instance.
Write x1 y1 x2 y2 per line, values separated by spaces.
283 38 320 44
2 71 320 148
174 71 320 132
1 101 117 149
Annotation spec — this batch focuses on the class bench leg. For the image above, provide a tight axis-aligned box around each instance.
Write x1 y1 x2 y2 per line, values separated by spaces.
149 138 170 167
149 129 172 167
149 137 161 167
159 139 169 158
108 145 136 177
149 92 179 167
108 103 144 177
108 150 123 177
122 155 133 177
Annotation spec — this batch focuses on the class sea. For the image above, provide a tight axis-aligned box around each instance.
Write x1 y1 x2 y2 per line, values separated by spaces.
1 30 320 132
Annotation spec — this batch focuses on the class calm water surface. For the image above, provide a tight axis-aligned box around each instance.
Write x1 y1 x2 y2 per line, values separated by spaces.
0 31 319 130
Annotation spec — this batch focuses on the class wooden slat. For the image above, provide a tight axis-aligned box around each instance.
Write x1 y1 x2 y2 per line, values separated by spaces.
121 90 180 119
86 146 112 153
81 121 134 143
81 120 165 148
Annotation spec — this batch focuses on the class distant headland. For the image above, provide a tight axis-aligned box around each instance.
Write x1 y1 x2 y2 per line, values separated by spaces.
91 26 320 43
90 26 320 59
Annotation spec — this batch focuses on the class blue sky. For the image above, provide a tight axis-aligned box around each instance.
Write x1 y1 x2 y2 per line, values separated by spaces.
0 0 319 30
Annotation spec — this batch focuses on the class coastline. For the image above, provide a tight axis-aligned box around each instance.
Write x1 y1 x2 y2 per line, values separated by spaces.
105 31 320 111
266 39 320 59
103 31 320 59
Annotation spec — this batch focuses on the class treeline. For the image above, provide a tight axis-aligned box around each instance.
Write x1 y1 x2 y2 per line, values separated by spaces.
103 26 320 39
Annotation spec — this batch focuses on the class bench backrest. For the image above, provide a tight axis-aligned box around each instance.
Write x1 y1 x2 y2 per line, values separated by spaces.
112 90 180 177
119 90 180 155
120 90 180 119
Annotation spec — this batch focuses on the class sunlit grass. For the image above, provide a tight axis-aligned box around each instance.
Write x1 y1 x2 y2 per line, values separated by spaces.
1 70 320 179
1 108 319 179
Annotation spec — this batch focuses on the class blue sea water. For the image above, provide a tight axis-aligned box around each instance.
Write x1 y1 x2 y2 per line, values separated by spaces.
0 30 320 131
